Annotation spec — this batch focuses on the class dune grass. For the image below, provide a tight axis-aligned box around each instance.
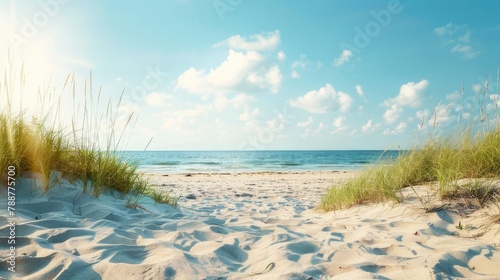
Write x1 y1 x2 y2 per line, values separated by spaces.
321 79 500 212
0 62 178 208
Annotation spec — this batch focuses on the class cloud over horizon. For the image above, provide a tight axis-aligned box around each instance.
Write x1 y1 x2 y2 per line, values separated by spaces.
177 50 282 94
213 30 281 52
289 84 354 114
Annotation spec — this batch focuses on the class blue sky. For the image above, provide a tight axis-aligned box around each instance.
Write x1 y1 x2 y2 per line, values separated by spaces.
1 0 499 150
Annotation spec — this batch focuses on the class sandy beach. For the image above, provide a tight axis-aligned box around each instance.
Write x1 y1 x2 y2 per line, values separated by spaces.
1 170 500 279
2 1 500 278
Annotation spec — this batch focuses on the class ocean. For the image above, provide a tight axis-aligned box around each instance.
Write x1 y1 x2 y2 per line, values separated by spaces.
119 150 401 174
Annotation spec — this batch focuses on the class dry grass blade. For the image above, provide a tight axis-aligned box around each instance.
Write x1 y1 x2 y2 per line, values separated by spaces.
321 77 500 238
1 57 177 208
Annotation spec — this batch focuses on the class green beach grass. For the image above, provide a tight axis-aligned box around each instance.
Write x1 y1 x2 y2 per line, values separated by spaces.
1 62 178 208
321 80 500 212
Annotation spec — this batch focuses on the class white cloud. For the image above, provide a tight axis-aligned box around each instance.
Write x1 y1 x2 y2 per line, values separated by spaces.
290 54 323 73
487 94 500 113
178 50 262 93
335 91 354 112
462 112 471 120
362 119 381 133
289 84 354 113
490 94 500 106
98 101 140 142
333 115 345 128
118 102 140 115
213 30 281 51
355 85 364 97
145 92 173 107
213 118 234 139
395 122 407 133
213 93 255 111
446 91 461 101
433 104 453 126
313 122 326 136
415 109 430 129
434 23 479 60
161 105 210 130
383 104 403 123
239 107 261 121
177 50 282 94
416 105 454 128
416 109 430 120
277 51 286 61
383 122 407 135
331 115 348 134
355 84 368 102
334 49 353 67
291 70 300 79
265 65 283 93
297 116 313 127
434 22 461 36
245 65 282 93
459 30 471 43
385 80 429 108
266 118 285 131
472 83 482 93
302 122 327 138
292 54 310 69
451 44 479 59
247 113 291 136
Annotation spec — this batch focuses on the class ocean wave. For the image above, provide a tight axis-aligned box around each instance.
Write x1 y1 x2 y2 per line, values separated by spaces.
125 150 397 173
279 162 302 166
156 161 181 166
186 161 221 166
226 164 250 169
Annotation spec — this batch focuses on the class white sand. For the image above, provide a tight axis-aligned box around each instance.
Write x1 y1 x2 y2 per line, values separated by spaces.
1 171 499 279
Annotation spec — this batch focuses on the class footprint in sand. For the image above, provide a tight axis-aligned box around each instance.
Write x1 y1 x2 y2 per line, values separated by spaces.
210 226 229 234
287 241 320 255
214 240 248 272
164 267 176 279
328 232 345 244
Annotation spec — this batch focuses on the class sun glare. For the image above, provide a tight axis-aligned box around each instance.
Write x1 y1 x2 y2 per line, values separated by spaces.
0 2 65 118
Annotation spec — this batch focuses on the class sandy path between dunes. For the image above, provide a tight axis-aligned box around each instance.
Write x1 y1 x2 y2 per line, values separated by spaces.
0 170 499 279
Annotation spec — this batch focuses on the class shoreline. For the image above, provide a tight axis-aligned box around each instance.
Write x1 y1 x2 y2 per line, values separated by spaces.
142 169 358 176
125 149 397 176
138 168 365 176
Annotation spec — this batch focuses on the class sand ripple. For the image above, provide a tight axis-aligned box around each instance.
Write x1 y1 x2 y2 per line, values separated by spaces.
0 172 499 279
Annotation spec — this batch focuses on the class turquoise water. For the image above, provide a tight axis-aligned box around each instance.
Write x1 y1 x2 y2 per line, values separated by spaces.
119 150 401 174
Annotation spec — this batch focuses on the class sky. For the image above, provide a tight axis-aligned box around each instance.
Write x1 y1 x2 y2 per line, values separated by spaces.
0 0 499 150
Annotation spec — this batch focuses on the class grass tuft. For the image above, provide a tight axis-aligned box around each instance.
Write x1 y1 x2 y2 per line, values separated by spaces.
322 78 500 212
1 59 177 208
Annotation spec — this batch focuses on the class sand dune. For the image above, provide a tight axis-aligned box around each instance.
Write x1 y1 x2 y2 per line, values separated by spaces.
1 171 499 279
